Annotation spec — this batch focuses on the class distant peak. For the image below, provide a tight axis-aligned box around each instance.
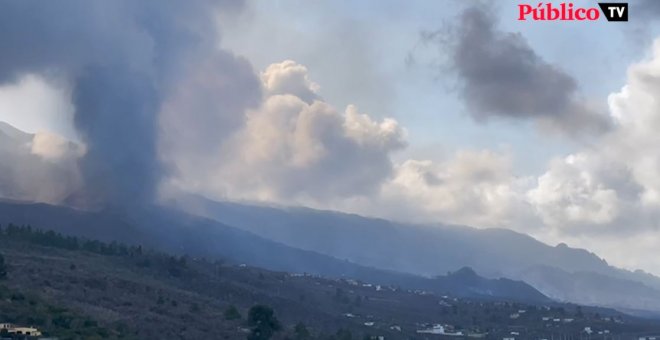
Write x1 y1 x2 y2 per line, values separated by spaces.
449 266 478 278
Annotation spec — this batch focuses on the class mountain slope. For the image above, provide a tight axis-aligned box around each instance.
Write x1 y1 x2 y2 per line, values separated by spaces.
3 227 654 340
0 201 548 303
172 195 660 314
173 196 611 277
521 265 660 313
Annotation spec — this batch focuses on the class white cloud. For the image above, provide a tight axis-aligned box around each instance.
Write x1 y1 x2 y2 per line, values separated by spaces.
0 74 76 140
215 84 406 201
508 38 660 273
324 150 533 229
526 39 660 236
167 60 406 203
261 60 320 103
528 153 623 228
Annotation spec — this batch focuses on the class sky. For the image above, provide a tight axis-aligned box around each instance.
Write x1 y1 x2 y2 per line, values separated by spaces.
1 0 660 274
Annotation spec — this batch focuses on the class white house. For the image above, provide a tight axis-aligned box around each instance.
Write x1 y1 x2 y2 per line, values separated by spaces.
0 324 42 337
417 324 463 336
417 324 445 334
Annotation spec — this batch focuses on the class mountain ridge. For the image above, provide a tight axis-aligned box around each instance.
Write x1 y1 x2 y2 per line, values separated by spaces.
0 200 549 303
171 194 660 315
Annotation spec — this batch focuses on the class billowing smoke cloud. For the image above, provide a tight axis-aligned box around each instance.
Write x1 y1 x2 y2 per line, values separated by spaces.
261 61 321 104
422 4 611 135
31 131 84 161
167 60 407 203
159 54 262 192
0 0 256 207
639 0 660 17
71 66 161 206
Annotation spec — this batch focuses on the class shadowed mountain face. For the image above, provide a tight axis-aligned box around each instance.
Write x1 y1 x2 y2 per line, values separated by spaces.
171 196 611 277
171 195 660 315
0 201 549 304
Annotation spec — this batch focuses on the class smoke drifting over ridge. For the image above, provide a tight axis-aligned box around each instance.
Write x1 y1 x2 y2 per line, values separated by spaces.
0 0 257 207
421 4 611 136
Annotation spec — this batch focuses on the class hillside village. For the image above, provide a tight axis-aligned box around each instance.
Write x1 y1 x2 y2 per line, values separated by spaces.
0 224 659 339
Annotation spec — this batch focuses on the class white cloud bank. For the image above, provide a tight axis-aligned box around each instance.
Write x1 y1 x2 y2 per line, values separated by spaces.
529 40 660 232
165 48 660 273
166 60 407 202
5 42 660 273
521 40 660 272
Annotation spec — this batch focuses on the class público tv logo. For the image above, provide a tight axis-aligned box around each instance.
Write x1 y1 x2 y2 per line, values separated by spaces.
518 2 628 21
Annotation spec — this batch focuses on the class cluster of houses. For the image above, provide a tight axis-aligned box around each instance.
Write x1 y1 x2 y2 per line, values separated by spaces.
415 324 488 338
583 326 611 336
342 279 397 293
416 324 463 336
539 316 575 323
0 323 42 337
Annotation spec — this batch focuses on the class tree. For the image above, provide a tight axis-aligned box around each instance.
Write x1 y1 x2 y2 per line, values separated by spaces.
335 328 352 340
189 303 200 313
0 254 7 279
247 305 281 340
294 322 310 339
224 305 242 320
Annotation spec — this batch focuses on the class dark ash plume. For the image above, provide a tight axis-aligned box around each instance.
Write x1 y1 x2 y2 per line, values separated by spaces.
72 65 161 205
422 4 611 136
0 0 258 207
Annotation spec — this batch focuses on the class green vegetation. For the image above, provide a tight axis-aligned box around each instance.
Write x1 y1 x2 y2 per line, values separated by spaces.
331 328 353 340
224 305 242 320
0 253 7 280
294 322 311 339
0 223 189 279
0 285 117 339
1 222 658 339
247 305 281 340
1 224 141 257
